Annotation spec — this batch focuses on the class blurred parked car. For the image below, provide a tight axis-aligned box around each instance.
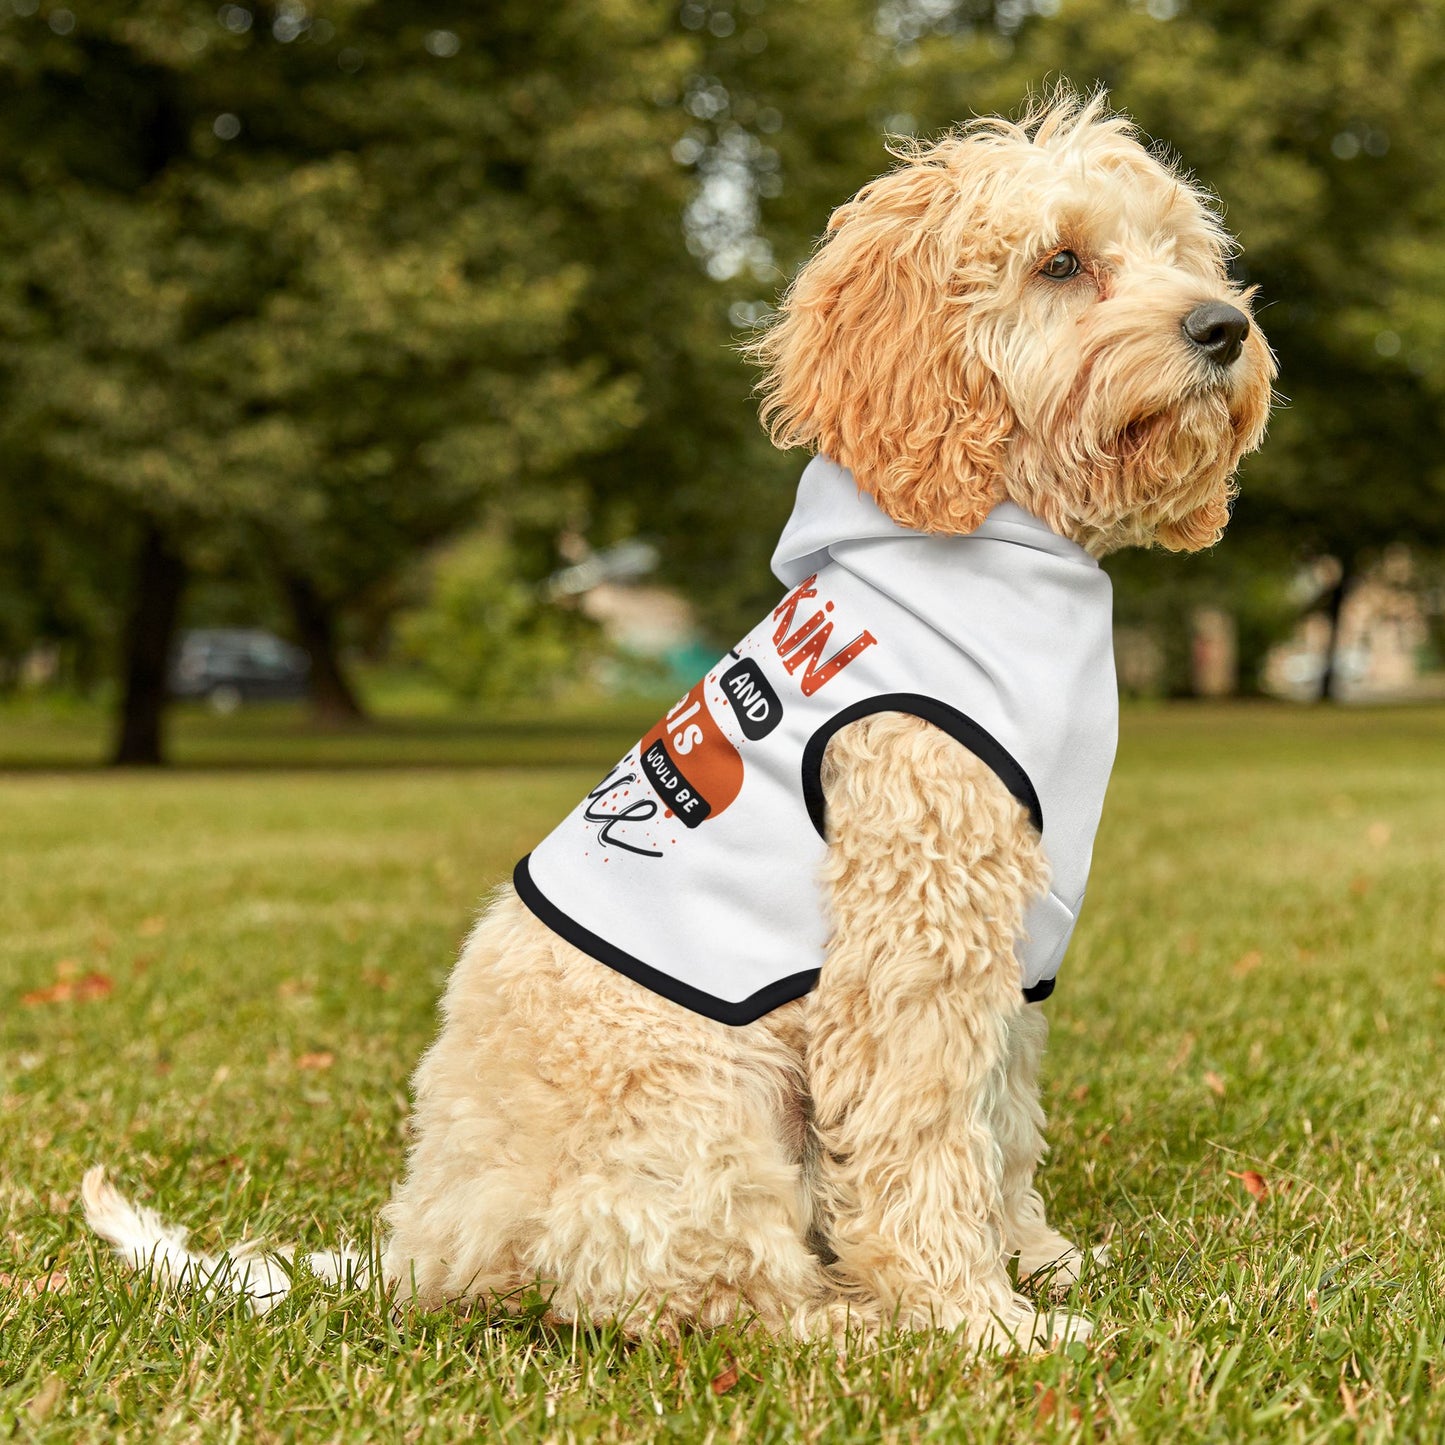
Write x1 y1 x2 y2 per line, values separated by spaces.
169 629 310 712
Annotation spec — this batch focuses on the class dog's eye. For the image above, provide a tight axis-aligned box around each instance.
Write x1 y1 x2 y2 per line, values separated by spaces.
1040 250 1081 280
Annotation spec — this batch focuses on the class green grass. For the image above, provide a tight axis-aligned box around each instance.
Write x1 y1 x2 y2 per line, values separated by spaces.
2 702 1443 1442
0 684 673 771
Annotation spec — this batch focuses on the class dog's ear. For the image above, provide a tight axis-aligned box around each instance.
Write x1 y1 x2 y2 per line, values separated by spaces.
749 151 1012 534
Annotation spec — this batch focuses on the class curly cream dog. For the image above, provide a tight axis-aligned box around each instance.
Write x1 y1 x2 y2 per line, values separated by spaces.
85 92 1273 1350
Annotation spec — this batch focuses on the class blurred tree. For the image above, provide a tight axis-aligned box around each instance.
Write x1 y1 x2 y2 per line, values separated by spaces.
7 0 1442 739
0 0 908 750
574 0 893 637
395 530 596 705
0 0 691 758
0 452 129 694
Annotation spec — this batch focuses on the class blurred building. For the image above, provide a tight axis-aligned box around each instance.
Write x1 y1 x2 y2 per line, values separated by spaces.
1262 549 1441 701
548 540 713 689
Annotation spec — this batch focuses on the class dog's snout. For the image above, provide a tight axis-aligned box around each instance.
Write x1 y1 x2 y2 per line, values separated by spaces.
1182 302 1250 367
1182 301 1250 365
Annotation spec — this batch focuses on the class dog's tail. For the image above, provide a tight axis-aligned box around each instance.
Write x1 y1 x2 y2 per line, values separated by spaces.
81 1165 368 1315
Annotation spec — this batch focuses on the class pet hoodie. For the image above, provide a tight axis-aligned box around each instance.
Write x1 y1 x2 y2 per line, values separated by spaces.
516 455 1119 1026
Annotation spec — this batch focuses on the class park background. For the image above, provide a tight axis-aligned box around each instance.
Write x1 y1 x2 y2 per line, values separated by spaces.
2 0 1445 753
2 2 1444 1442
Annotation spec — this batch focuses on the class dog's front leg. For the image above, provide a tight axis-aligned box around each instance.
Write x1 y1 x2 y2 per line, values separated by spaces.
994 1005 1099 1289
805 713 1088 1350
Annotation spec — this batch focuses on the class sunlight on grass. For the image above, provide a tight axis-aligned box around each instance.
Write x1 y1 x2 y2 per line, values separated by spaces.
2 704 1443 1440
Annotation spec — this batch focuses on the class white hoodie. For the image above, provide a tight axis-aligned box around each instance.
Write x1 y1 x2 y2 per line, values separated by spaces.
516 457 1118 1026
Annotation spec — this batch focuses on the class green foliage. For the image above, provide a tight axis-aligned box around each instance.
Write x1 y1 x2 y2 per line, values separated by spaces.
4 0 1445 707
395 533 598 704
573 0 890 639
2 703 1444 1439
0 1 684 614
0 0 893 690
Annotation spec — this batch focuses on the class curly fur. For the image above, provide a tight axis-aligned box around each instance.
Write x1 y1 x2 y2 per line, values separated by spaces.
85 88 1272 1353
748 91 1273 554
379 715 1086 1348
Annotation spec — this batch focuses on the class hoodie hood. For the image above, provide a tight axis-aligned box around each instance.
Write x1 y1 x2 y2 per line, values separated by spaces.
771 455 1098 587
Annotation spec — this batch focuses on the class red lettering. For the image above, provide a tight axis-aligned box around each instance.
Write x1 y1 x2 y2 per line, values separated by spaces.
778 609 826 656
771 575 818 646
781 625 878 696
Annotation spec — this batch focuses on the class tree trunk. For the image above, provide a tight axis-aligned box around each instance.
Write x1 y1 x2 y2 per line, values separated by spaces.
112 524 187 766
281 571 366 725
1317 556 1354 703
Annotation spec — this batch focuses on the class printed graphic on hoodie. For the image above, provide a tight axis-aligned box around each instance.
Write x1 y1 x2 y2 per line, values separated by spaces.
581 573 875 855
638 679 744 828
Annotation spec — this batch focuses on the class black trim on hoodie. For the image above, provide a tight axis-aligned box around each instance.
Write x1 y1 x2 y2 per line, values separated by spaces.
799 693 1044 837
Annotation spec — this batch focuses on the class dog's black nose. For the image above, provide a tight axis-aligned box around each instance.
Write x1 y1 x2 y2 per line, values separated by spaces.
1182 302 1250 367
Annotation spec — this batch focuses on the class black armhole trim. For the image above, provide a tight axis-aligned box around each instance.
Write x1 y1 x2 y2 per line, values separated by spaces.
1022 977 1055 1004
800 693 1044 839
513 855 820 1028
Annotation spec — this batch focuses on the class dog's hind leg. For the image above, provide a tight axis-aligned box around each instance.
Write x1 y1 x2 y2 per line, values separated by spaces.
513 990 834 1339
383 894 833 1337
803 714 1091 1350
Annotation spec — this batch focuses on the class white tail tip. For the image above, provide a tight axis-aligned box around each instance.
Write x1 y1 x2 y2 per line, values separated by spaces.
81 1166 368 1315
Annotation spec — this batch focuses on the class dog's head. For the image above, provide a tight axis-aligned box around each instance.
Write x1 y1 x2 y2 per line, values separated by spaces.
751 90 1275 553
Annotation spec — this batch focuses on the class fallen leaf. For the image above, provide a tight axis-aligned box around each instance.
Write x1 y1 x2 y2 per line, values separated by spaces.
21 983 69 1006
1034 1385 1058 1424
1365 822 1391 849
361 969 394 992
1167 1033 1196 1073
138 915 167 937
711 1357 740 1396
295 1051 334 1071
1349 875 1372 898
0 1268 70 1299
54 958 79 980
1228 1169 1268 1201
1232 950 1263 977
27 1374 64 1423
1204 1070 1227 1098
21 972 113 1007
1070 1083 1090 1103
277 978 314 998
1432 974 1445 990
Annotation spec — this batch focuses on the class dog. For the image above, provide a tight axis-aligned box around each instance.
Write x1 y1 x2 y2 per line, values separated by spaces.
85 90 1274 1351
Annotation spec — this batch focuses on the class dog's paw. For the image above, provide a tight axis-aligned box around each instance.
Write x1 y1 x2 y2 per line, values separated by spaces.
1018 1240 1110 1293
973 1295 1093 1353
1033 1308 1093 1348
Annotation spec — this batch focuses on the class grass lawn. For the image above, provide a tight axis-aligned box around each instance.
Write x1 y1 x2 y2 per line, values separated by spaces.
2 701 1443 1442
